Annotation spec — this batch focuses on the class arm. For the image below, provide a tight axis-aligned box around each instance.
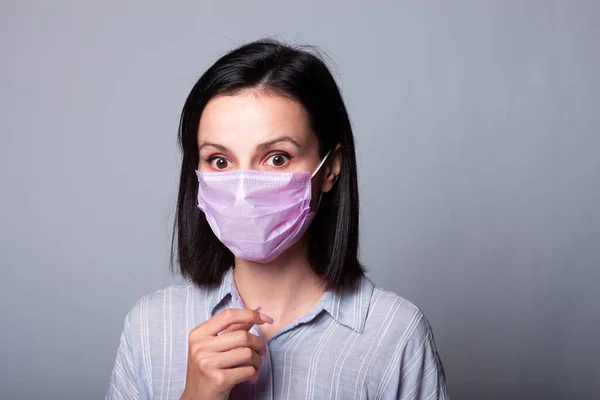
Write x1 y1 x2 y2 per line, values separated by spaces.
377 312 449 400
106 312 140 400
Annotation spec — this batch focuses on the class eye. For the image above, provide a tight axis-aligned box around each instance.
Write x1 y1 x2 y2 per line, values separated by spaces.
266 153 290 168
209 157 231 170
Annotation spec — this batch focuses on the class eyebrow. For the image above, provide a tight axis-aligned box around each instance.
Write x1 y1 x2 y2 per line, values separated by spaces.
198 141 229 152
256 136 302 151
198 136 301 152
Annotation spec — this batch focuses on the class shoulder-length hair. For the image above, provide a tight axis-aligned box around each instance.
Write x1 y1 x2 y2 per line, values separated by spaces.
172 39 364 290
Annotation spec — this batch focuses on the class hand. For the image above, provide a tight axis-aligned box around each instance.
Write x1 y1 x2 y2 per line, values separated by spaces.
180 308 274 400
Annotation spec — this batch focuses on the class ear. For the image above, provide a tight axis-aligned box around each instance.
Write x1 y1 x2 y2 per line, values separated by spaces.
320 144 342 193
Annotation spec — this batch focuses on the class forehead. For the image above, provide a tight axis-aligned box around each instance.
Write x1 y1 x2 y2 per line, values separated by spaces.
197 91 313 147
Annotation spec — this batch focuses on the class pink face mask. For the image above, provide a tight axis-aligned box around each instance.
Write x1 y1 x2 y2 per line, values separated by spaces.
195 152 330 263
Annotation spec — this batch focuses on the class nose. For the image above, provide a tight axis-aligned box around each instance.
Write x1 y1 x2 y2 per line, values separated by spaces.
235 157 253 170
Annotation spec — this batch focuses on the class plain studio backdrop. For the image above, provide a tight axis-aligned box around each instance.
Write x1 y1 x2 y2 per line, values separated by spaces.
1 1 599 399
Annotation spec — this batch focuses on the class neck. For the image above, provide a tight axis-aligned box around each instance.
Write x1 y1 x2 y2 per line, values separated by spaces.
232 239 326 323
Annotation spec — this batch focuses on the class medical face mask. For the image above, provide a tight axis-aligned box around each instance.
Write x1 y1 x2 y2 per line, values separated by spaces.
195 152 330 263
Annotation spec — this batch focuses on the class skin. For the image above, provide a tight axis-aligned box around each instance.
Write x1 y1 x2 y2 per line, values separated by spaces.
181 90 342 400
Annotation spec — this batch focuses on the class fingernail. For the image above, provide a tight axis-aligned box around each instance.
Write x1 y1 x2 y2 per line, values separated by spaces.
259 312 274 324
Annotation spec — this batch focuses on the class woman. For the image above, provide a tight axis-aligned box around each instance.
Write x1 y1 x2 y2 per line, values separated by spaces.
107 39 449 400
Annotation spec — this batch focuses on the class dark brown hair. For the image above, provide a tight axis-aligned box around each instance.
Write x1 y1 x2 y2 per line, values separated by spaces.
172 39 364 290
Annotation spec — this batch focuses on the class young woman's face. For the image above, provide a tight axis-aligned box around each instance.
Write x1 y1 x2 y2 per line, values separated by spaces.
197 91 340 203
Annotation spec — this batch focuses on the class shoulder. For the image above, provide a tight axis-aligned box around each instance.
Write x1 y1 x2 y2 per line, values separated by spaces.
127 282 192 317
364 285 449 398
363 284 438 369
111 282 211 398
366 284 432 339
124 281 209 335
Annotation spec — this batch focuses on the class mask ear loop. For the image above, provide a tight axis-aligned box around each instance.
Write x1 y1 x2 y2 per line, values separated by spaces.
311 149 332 179
311 149 333 211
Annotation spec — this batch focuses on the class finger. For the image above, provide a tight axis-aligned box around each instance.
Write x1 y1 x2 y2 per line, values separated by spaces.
221 322 254 334
215 347 262 370
196 329 266 355
223 365 260 386
222 307 266 334
192 308 272 337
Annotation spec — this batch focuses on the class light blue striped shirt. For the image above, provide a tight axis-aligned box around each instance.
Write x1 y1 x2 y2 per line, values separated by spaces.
107 267 449 399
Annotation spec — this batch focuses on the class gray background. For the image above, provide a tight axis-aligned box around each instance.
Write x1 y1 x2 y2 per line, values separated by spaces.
1 1 599 399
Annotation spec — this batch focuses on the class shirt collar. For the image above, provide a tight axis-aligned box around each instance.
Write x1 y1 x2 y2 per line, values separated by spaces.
206 266 237 317
320 274 374 333
206 266 374 334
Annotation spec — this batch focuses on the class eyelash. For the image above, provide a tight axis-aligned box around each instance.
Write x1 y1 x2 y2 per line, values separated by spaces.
266 152 293 167
204 152 293 170
206 156 231 170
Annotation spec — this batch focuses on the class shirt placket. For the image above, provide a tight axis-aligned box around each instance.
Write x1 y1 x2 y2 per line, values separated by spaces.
249 324 274 400
228 288 274 399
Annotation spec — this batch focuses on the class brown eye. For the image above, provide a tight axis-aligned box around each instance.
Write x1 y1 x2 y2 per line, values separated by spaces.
267 154 290 168
210 157 230 170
